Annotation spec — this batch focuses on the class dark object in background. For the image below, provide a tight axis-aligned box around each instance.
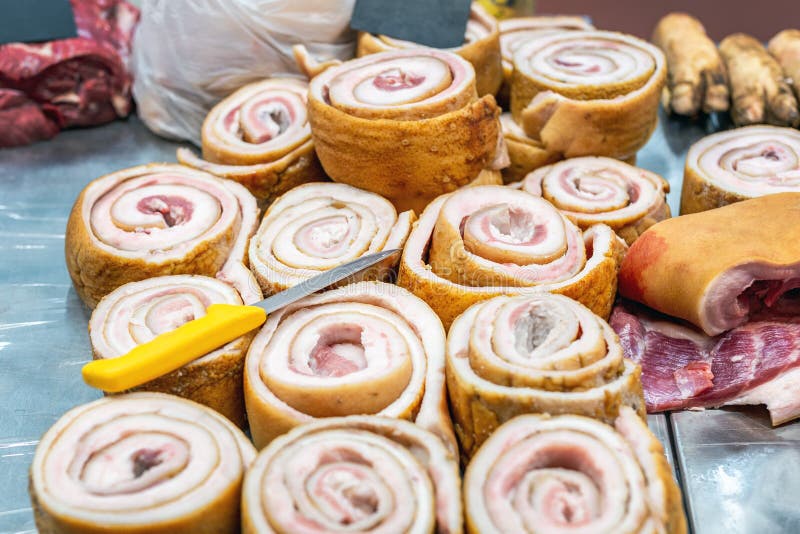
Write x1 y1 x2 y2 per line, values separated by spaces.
350 0 471 48
0 0 139 148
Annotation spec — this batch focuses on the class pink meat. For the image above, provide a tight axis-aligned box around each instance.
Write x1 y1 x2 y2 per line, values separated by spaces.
0 0 138 147
610 300 800 423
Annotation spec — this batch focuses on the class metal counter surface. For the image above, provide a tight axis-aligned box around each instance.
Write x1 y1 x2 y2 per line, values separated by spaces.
0 112 797 533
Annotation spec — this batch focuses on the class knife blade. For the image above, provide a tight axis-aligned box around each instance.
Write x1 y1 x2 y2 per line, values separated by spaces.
82 249 402 393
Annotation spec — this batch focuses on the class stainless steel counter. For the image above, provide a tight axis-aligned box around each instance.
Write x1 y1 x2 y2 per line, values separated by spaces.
1 112 798 533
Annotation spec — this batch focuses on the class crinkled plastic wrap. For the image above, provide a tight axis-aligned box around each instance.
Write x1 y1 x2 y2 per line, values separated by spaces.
131 0 356 143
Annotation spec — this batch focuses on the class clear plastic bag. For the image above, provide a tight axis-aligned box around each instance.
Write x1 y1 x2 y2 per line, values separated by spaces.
131 0 356 143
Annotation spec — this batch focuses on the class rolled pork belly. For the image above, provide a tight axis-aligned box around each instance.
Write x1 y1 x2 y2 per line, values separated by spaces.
519 157 670 244
243 281 455 452
249 183 414 295
357 2 502 96
307 49 502 213
397 185 626 328
90 275 254 427
464 409 687 534
65 164 262 308
29 393 256 534
177 78 326 206
500 112 562 182
498 15 594 103
619 193 800 336
241 416 461 534
447 293 644 458
511 31 666 161
681 125 800 214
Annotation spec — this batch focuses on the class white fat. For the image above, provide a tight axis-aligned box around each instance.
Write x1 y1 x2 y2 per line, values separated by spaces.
727 366 800 425
699 262 800 336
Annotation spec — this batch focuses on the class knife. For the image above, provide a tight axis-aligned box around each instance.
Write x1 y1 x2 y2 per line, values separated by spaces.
82 249 402 393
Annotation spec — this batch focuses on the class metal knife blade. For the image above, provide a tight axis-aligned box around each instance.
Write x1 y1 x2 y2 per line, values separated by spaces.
253 249 402 314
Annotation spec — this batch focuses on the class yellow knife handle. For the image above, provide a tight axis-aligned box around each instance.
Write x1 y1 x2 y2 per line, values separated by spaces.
82 304 267 393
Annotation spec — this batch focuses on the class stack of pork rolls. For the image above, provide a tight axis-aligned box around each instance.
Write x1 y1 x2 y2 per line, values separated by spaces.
65 164 262 307
30 393 256 534
509 30 666 163
89 275 254 427
357 2 503 97
243 281 456 452
177 78 326 206
518 157 670 244
307 48 504 213
242 416 462 533
397 185 626 327
447 292 644 458
681 125 800 214
249 182 413 295
464 409 686 533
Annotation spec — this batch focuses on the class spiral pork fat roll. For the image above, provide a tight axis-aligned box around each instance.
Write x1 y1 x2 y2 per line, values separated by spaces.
243 281 455 452
65 164 262 308
464 408 687 534
356 2 502 96
249 183 414 295
30 393 256 534
397 185 626 328
498 16 594 103
90 275 254 427
519 157 670 244
681 125 800 214
242 416 462 534
307 49 503 214
176 78 326 206
510 31 666 161
447 293 644 458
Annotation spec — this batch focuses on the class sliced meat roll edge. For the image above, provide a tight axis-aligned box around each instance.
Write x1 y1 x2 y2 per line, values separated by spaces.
308 49 502 213
177 78 326 206
90 275 254 427
397 185 626 328
30 393 255 534
464 409 687 534
248 183 413 295
243 281 455 453
447 293 645 458
242 416 461 534
65 163 262 307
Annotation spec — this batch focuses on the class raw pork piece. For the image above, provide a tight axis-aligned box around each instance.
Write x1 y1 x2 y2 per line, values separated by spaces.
610 299 800 425
0 0 138 147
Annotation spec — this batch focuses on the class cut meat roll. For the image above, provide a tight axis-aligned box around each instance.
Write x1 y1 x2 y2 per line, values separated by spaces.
681 125 800 214
511 31 666 161
447 293 644 458
243 281 454 452
90 275 254 427
357 3 502 96
500 112 561 182
498 16 593 103
397 185 626 328
464 409 687 534
249 183 413 295
65 164 261 308
177 78 326 206
242 416 461 534
308 49 502 213
519 157 670 244
30 393 256 534
620 193 800 336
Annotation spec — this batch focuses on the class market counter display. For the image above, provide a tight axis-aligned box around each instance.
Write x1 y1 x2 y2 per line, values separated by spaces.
4 110 799 533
